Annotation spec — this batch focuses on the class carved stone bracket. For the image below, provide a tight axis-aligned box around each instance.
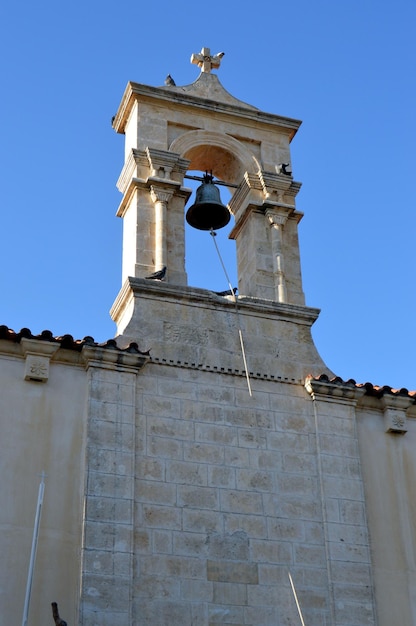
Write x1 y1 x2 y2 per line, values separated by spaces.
381 395 413 434
21 338 60 383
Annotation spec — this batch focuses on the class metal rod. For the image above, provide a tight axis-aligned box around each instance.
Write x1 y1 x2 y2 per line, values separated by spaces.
22 472 46 626
288 570 306 626
184 174 239 188
210 229 252 396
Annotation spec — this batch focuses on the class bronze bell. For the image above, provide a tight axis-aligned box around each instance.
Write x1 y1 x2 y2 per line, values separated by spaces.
186 174 231 231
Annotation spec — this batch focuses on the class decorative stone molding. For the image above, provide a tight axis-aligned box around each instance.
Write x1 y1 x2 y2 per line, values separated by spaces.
259 170 301 206
229 170 300 239
149 185 174 206
305 375 366 403
21 338 60 382
265 207 291 228
116 149 148 194
381 394 413 434
116 148 190 198
146 147 184 180
81 344 149 373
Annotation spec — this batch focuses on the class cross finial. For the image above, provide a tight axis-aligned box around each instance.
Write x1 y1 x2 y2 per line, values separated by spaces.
190 47 225 73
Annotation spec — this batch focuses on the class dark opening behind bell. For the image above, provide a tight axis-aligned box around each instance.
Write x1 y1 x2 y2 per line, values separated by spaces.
186 174 231 231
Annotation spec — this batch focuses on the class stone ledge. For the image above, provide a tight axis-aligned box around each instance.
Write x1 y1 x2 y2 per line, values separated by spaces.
110 277 321 328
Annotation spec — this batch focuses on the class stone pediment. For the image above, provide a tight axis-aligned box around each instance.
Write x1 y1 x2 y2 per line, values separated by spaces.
163 71 259 111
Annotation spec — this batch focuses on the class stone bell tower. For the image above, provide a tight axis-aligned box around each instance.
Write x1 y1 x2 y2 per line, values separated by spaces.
92 48 379 626
110 46 330 379
112 46 305 318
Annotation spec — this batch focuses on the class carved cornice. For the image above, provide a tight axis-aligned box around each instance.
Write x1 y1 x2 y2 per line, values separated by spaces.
228 170 302 239
305 375 366 403
110 277 322 329
116 150 142 194
259 170 301 205
116 177 190 218
306 375 415 428
145 147 186 179
117 148 191 196
113 81 302 140
81 344 149 373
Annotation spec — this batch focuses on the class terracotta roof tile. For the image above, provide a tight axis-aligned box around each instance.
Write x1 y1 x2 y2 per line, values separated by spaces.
0 325 149 356
310 373 415 401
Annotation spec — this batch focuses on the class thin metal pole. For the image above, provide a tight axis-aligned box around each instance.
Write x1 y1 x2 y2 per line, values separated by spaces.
22 472 46 626
210 230 252 396
288 570 307 626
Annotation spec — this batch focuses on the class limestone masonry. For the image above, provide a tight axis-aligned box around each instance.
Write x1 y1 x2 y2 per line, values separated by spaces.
1 48 415 626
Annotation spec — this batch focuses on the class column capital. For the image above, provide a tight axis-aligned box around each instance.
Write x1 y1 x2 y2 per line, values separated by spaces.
265 206 292 227
150 184 175 205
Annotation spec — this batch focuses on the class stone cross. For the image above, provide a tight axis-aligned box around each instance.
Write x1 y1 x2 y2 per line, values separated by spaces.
191 47 225 73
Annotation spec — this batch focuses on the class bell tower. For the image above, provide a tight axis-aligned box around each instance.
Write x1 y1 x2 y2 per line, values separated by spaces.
112 47 306 318
110 46 329 379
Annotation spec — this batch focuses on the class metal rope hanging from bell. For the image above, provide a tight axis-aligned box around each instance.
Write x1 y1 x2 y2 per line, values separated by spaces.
186 173 231 231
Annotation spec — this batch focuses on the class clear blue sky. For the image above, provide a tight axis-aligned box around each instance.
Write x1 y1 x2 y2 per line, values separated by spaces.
0 0 414 389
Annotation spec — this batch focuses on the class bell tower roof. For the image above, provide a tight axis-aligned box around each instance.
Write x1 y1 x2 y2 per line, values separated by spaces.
112 48 301 140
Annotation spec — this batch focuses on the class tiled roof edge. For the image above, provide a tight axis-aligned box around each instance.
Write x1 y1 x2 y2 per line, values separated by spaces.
0 325 149 356
310 373 416 400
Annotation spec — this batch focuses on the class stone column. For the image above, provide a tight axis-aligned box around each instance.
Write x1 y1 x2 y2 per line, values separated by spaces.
150 186 173 273
265 207 290 303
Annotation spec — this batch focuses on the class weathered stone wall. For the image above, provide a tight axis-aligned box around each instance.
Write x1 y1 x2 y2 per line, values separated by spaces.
132 363 329 625
0 341 87 626
357 399 416 626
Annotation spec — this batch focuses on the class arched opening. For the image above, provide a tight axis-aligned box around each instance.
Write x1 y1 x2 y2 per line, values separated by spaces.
169 130 259 294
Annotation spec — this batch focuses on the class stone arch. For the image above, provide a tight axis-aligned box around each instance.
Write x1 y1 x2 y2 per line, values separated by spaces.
169 130 260 185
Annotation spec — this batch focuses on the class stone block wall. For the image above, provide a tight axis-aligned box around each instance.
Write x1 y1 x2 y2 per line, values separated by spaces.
116 362 375 626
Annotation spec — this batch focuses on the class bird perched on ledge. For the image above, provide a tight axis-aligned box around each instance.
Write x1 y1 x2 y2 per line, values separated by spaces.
213 287 238 297
145 266 167 280
164 74 176 86
278 163 292 176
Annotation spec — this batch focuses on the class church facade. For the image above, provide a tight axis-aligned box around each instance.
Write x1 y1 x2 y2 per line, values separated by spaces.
1 48 415 626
